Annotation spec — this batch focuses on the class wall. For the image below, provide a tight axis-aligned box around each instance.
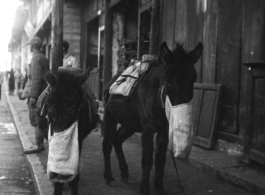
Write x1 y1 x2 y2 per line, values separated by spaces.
111 9 124 75
111 0 138 76
63 2 81 64
160 0 265 146
81 0 105 68
21 33 28 75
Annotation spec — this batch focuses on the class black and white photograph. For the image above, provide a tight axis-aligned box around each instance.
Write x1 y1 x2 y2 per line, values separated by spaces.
0 0 264 194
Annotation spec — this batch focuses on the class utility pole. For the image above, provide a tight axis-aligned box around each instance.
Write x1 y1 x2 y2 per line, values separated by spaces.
149 0 160 55
51 0 63 74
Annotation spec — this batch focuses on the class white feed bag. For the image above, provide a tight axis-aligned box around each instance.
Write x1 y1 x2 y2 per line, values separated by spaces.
165 96 194 161
47 122 79 182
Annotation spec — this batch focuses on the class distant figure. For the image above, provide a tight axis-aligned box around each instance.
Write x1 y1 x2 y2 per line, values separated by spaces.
0 72 3 101
8 69 15 95
14 69 23 92
22 67 29 90
62 40 80 68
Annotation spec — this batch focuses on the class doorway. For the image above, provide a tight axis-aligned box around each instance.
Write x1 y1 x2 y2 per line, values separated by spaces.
138 8 152 58
86 17 105 101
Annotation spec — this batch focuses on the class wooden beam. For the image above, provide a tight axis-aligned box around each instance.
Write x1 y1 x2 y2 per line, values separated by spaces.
149 0 160 55
51 0 63 74
103 0 112 88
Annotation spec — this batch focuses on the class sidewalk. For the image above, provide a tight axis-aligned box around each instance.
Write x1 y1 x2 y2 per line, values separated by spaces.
4 85 265 195
0 85 35 194
4 84 53 195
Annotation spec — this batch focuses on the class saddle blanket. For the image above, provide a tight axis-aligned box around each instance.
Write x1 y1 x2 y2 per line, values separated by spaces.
109 56 156 96
47 122 79 183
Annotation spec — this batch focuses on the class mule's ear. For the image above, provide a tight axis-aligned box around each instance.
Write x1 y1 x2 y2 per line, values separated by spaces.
76 68 93 87
160 42 173 63
43 72 56 87
188 42 203 64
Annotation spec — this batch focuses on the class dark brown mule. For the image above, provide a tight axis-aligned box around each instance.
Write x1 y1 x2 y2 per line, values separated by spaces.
41 68 98 195
103 42 202 195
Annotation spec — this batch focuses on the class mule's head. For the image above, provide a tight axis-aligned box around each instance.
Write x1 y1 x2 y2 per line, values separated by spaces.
44 68 92 133
160 42 203 105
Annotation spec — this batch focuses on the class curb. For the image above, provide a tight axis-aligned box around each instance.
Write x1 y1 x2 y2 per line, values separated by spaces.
187 151 265 195
5 91 53 195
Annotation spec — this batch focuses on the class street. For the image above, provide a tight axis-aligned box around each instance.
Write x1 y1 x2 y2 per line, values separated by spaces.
0 90 35 194
72 131 252 195
1 83 255 195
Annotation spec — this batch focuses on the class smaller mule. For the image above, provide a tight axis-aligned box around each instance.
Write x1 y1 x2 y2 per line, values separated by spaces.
41 68 98 195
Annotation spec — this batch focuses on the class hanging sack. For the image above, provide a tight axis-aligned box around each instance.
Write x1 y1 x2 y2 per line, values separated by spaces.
47 122 79 183
165 96 194 161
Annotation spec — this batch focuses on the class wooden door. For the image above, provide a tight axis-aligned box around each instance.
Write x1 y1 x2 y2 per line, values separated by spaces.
86 17 100 99
98 26 105 101
241 0 265 165
244 63 265 165
87 25 105 101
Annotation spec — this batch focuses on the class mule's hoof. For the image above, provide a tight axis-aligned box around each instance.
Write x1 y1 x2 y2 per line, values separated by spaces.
108 180 117 187
121 177 129 184
156 189 168 195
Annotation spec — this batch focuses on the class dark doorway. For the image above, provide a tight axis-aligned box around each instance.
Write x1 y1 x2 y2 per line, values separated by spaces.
138 9 152 58
86 17 105 101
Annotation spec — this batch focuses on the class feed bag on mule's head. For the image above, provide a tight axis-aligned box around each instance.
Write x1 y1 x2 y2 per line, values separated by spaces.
165 96 194 161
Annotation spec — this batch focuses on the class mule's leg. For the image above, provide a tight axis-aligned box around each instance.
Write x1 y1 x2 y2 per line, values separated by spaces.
53 182 63 195
69 174 80 195
113 126 135 184
102 107 118 185
140 127 155 195
154 130 169 195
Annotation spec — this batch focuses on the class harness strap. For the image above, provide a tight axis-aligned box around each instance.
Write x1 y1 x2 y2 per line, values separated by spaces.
116 75 139 85
120 75 138 79
160 85 166 108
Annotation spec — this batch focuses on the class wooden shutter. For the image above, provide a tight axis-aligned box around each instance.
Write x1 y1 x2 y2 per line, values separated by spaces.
192 83 221 149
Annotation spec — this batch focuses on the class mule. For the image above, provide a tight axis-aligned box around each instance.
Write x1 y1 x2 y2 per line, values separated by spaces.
42 68 98 195
102 42 203 195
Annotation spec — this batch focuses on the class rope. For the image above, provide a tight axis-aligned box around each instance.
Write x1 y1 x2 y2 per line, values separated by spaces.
170 151 187 195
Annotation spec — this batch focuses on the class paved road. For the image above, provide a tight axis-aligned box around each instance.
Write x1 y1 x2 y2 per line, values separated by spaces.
37 130 252 195
75 132 252 195
0 91 35 194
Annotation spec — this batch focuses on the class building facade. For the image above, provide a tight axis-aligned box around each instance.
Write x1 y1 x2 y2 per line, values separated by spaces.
9 0 265 165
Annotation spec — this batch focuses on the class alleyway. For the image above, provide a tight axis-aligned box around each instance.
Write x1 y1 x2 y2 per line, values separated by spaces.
0 85 35 194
